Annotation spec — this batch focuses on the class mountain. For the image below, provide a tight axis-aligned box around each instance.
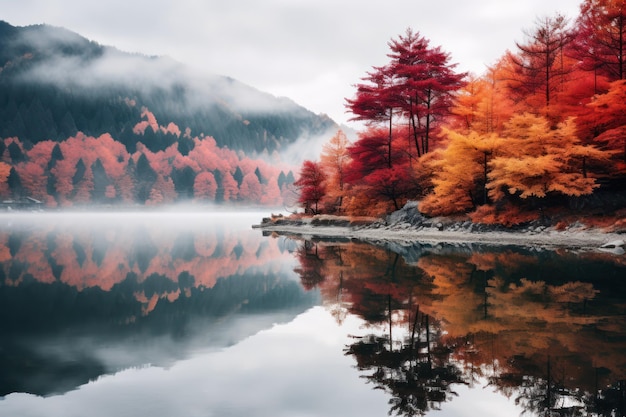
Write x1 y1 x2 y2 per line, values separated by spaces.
0 20 339 206
0 20 337 155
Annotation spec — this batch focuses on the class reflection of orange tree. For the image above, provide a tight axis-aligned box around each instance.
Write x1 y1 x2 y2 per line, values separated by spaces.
421 249 626 405
293 240 626 416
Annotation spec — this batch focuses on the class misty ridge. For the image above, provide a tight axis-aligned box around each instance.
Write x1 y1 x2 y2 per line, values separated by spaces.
0 20 341 206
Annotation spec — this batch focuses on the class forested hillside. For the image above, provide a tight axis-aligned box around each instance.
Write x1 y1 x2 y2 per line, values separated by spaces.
0 21 337 206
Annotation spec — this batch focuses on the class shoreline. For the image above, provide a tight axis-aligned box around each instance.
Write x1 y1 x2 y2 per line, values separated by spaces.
255 220 626 253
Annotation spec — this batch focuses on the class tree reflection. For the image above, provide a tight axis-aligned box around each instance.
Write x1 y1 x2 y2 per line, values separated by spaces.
345 312 466 416
291 239 626 417
0 216 317 396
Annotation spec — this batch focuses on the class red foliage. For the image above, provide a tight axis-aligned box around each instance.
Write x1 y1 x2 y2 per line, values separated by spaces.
294 160 327 214
570 0 626 81
194 171 217 201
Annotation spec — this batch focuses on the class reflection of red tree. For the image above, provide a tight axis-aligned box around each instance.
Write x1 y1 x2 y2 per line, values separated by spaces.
0 223 293 315
289 238 626 401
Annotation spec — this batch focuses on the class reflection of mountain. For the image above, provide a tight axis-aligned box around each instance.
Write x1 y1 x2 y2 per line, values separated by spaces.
289 238 626 417
0 212 320 397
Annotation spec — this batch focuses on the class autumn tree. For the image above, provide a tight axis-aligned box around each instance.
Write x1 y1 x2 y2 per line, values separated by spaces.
0 161 11 196
450 64 514 135
319 129 351 212
220 171 239 202
579 79 626 169
487 113 607 206
420 130 502 216
361 164 418 211
387 28 466 157
507 14 574 115
239 172 262 202
16 162 46 201
346 65 397 167
294 160 326 214
146 176 176 205
570 0 626 82
193 171 217 201
346 29 465 160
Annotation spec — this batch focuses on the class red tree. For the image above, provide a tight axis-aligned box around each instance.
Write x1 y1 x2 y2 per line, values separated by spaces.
507 14 574 114
294 160 327 214
570 0 626 82
387 28 466 156
194 171 217 201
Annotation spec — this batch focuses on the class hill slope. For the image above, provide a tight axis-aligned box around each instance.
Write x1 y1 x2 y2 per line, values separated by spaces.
0 20 337 155
0 21 340 206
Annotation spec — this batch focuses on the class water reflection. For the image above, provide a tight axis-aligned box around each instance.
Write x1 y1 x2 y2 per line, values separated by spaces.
3 213 626 417
0 211 317 397
288 238 626 417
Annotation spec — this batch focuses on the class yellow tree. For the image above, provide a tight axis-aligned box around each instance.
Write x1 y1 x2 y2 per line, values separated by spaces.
487 113 606 204
319 129 351 213
420 129 502 216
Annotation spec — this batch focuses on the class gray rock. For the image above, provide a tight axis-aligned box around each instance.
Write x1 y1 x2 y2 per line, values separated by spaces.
600 239 625 249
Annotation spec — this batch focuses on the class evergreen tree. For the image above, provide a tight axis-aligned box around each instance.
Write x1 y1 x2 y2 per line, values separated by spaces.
91 158 112 203
254 166 266 185
135 154 157 203
233 166 244 187
171 166 197 200
7 167 23 198
72 159 86 186
7 142 25 163
213 169 224 203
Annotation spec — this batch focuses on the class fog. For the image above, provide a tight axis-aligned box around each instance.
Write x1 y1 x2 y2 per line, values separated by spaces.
11 24 331 118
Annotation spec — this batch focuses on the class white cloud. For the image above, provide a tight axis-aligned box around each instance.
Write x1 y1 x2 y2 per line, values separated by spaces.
0 0 582 128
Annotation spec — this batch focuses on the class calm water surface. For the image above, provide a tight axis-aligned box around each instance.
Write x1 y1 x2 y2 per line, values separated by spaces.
0 211 624 417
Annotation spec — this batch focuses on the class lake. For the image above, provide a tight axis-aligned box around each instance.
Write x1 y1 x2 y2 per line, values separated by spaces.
0 210 625 417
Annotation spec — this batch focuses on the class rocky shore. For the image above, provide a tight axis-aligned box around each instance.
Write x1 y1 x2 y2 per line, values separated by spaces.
255 202 626 254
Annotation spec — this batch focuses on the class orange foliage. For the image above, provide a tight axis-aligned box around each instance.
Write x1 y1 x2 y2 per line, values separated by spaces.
319 129 351 213
487 114 606 202
420 129 503 216
582 79 626 169
468 203 539 226
0 161 11 195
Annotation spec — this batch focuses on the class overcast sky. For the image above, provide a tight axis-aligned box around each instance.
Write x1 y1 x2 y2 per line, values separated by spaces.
2 0 581 128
